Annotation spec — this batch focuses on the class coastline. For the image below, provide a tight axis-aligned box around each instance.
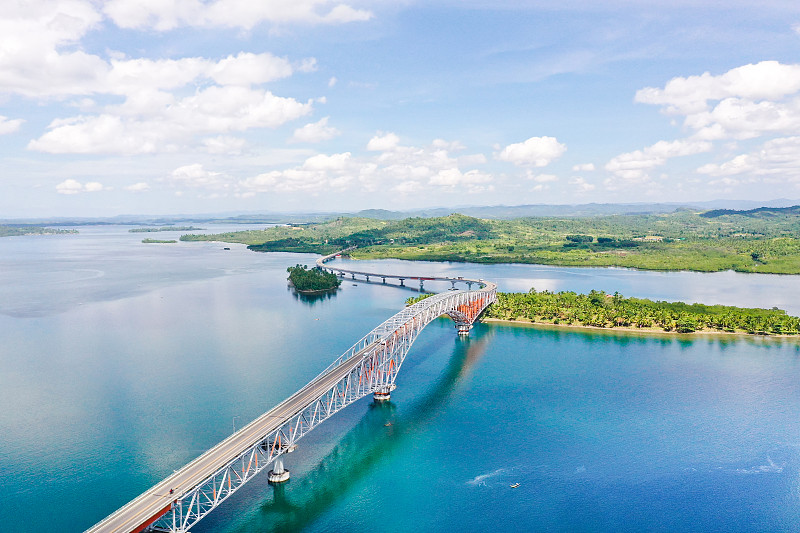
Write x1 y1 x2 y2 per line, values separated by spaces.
480 317 800 339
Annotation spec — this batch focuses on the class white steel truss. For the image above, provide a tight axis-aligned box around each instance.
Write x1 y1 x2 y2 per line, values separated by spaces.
144 274 496 533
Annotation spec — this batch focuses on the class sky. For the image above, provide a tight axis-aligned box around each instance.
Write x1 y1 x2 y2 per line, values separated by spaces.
2 0 800 217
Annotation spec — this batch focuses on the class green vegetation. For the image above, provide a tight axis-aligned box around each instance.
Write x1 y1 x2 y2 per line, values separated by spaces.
130 226 203 232
287 264 342 293
0 225 77 237
182 208 800 274
408 289 800 335
141 238 177 243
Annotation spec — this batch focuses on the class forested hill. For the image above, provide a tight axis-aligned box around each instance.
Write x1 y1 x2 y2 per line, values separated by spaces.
181 209 800 274
700 205 800 218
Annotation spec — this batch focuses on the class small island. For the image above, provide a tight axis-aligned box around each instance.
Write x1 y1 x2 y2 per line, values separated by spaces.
287 264 342 294
142 238 177 244
408 288 800 336
130 226 204 233
0 225 77 237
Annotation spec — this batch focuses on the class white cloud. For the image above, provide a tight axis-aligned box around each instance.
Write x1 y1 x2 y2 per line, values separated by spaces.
102 0 372 31
169 164 231 190
572 163 595 172
29 88 312 154
236 136 494 196
366 132 400 151
55 178 105 194
496 136 566 167
0 116 23 134
302 152 351 171
290 117 341 143
636 61 800 141
569 177 595 192
202 136 246 154
697 136 800 181
126 182 151 192
528 172 558 183
605 139 712 181
328 76 337 87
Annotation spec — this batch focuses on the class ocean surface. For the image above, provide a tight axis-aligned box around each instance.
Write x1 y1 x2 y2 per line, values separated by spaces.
1 226 800 532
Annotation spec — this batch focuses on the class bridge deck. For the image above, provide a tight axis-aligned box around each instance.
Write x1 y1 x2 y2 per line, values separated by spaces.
86 339 381 533
87 252 496 533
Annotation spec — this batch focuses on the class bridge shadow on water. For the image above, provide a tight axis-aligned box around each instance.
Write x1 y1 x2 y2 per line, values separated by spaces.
226 327 494 533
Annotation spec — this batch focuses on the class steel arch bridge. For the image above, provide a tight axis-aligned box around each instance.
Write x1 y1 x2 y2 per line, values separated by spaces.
86 257 496 533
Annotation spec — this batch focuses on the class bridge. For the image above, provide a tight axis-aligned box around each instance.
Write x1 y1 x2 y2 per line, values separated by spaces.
86 253 496 533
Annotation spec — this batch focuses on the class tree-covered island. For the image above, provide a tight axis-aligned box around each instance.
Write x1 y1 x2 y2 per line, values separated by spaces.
0 225 77 237
287 264 342 293
408 289 800 336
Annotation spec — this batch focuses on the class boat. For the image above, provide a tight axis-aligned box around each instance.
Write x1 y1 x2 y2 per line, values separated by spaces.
510 483 520 488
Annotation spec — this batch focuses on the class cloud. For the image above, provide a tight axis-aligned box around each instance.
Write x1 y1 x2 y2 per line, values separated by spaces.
635 61 800 141
496 136 566 167
55 179 105 194
290 117 341 143
169 164 231 190
0 116 23 134
572 163 595 172
568 177 595 192
102 0 372 31
202 136 247 154
235 136 495 196
125 182 151 192
328 76 337 87
605 139 712 181
29 88 312 154
528 172 558 183
697 136 800 181
366 132 400 151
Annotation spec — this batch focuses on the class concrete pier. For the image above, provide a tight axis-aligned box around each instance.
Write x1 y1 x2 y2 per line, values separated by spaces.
268 456 290 483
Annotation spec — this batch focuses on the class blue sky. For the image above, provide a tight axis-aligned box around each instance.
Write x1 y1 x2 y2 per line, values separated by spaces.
2 1 800 217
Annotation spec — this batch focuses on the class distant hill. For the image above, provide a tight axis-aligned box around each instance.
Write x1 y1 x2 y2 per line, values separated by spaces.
6 199 799 225
699 205 800 218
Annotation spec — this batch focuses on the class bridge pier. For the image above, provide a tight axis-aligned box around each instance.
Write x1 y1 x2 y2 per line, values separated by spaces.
366 275 370 282
268 455 290 483
373 384 396 402
352 273 356 280
457 324 472 336
399 278 405 287
419 280 424 291
268 445 296 484
382 277 386 284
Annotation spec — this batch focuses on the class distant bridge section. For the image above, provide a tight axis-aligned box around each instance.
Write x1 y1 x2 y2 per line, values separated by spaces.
86 252 495 533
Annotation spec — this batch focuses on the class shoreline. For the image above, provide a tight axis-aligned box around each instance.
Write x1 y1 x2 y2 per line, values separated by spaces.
480 317 800 338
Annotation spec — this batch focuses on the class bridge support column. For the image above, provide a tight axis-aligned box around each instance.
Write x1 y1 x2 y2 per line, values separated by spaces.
268 455 290 483
373 384 396 402
457 324 472 336
419 280 424 291
366 275 370 282
399 278 405 287
382 277 386 284
352 273 356 280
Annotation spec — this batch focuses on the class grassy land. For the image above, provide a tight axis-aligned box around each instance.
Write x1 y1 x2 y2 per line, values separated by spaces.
142 238 177 243
180 208 800 274
408 289 800 335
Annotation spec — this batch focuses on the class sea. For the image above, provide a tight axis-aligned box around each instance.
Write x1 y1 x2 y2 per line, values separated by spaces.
1 225 799 532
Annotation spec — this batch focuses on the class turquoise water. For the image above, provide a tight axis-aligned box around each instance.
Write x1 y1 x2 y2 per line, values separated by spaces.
1 227 800 532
